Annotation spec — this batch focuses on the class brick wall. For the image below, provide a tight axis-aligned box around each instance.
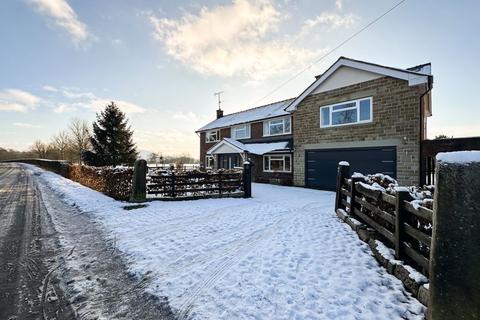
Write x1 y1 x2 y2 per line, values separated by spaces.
293 76 428 187
199 128 231 166
249 154 293 185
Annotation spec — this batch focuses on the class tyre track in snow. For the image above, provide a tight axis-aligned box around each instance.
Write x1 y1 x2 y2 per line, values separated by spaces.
175 202 325 319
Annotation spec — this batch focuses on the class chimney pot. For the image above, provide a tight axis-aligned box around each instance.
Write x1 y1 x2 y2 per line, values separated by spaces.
216 109 224 119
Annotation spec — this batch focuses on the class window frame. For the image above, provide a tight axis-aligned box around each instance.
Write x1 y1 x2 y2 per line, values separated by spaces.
263 154 292 173
232 124 251 140
263 116 292 137
205 130 220 142
319 97 373 128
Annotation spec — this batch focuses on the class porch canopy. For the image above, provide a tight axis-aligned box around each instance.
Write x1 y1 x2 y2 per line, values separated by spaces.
207 138 290 157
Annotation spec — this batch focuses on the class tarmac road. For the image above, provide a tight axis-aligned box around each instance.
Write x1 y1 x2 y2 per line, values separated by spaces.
0 163 175 320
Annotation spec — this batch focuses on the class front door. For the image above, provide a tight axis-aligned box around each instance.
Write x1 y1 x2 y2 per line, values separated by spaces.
218 154 241 169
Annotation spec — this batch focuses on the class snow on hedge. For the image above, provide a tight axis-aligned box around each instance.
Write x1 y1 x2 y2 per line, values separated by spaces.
437 150 480 164
29 165 426 320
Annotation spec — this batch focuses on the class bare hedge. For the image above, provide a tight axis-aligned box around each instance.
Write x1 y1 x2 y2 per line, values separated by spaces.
68 165 133 201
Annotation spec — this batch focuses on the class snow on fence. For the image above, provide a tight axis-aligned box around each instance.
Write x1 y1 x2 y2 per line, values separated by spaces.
335 164 433 276
147 170 243 199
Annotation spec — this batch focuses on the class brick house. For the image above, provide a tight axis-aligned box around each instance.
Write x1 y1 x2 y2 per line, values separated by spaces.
197 57 433 189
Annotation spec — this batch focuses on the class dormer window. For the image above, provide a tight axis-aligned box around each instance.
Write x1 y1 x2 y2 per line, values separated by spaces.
263 116 291 136
320 97 372 128
232 124 251 140
206 130 219 142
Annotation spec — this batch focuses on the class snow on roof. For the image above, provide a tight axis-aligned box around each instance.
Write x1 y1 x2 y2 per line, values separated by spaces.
209 138 290 155
197 98 294 132
436 151 480 164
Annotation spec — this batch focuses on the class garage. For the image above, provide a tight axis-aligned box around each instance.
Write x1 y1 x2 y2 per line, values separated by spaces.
305 146 397 190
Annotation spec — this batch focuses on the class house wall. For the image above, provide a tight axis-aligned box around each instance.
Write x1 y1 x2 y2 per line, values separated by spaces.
312 66 383 94
199 128 231 166
293 76 428 187
249 154 293 185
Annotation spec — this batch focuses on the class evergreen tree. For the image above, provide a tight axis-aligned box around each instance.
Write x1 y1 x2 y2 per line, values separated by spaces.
85 102 138 166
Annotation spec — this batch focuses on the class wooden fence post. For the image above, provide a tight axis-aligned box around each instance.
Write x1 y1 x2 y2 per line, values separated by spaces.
171 171 176 198
429 154 480 319
218 171 223 196
335 163 350 212
129 159 147 202
394 189 411 260
243 161 253 198
349 177 363 217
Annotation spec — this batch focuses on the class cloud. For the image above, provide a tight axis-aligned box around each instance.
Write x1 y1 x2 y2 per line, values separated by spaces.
335 0 343 11
172 111 208 123
303 12 358 31
62 89 96 99
29 0 89 45
53 103 77 113
13 122 42 128
0 89 41 112
150 0 319 80
43 85 58 92
87 98 146 114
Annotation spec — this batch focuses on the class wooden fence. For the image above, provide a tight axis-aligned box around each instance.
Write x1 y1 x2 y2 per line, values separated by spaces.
147 170 244 199
335 164 433 275
421 136 480 185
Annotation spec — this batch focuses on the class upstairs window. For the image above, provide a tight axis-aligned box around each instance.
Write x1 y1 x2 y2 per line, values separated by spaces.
320 97 372 128
232 124 251 140
206 130 219 142
263 116 291 136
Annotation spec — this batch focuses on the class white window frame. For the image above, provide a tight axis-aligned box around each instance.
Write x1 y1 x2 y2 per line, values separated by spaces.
232 124 251 140
263 154 292 173
263 116 292 136
205 155 215 169
205 130 220 142
320 97 373 128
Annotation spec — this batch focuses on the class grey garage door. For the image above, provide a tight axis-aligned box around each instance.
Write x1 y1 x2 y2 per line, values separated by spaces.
305 146 396 190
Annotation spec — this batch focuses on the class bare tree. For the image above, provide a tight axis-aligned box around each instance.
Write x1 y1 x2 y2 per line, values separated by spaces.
68 118 91 162
31 140 47 158
52 130 70 160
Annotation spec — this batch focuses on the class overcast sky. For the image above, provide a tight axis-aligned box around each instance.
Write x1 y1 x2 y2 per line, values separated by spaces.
1 0 479 157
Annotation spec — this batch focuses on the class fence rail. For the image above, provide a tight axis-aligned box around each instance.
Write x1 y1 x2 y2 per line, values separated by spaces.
336 164 433 275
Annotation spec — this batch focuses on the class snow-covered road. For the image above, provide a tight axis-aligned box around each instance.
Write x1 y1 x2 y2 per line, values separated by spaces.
30 165 425 320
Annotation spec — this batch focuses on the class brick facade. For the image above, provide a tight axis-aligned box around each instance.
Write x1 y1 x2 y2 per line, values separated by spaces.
293 76 429 187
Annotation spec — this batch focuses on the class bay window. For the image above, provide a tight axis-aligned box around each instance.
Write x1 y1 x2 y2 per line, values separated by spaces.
206 130 219 142
232 124 251 139
320 97 372 128
263 116 291 136
263 154 292 172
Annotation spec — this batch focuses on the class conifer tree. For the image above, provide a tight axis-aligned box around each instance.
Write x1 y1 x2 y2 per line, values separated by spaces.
84 102 138 166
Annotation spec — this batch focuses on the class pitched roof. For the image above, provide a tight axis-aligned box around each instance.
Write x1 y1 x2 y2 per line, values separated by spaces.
285 57 433 112
197 98 294 132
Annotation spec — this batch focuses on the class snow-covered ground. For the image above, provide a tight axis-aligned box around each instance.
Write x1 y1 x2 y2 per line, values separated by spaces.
29 165 425 320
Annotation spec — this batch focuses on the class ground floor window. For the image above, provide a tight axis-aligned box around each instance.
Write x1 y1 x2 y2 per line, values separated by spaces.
263 154 292 172
206 155 215 168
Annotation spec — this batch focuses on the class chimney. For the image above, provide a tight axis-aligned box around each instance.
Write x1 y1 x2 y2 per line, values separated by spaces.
216 108 224 119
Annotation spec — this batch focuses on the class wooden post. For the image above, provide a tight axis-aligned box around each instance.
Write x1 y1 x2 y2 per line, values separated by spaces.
243 161 253 198
171 171 176 198
429 155 480 319
394 189 411 260
218 171 223 196
129 159 147 202
335 163 350 212
349 177 363 217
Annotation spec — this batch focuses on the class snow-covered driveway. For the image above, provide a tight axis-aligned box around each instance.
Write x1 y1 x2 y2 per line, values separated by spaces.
31 165 425 320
